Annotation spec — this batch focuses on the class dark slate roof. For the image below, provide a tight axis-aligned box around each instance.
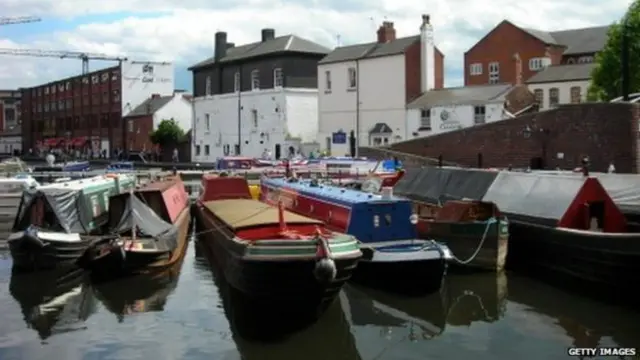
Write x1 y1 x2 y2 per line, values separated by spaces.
126 96 173 117
319 35 427 64
526 63 595 84
189 35 330 70
407 84 513 109
370 122 393 134
521 25 610 55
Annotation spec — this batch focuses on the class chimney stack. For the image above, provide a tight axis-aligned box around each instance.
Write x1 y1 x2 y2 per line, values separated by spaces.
513 53 522 85
420 14 435 93
376 21 396 43
214 31 228 61
261 29 275 42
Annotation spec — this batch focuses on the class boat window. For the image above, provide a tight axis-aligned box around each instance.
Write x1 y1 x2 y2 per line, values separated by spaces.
384 214 392 226
373 215 380 228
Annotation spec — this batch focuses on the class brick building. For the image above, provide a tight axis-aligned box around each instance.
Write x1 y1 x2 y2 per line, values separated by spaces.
360 103 640 174
464 20 609 86
0 89 22 154
20 61 174 156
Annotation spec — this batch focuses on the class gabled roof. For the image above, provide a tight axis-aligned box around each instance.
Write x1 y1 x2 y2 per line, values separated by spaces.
189 35 330 70
407 84 513 109
370 122 393 134
526 63 595 84
319 35 443 64
126 96 173 117
468 20 611 56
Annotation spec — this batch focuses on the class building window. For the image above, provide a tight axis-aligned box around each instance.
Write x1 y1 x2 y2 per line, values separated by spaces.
205 113 210 132
251 70 260 90
65 81 71 90
251 109 258 128
128 119 134 132
534 89 543 104
322 71 331 92
529 57 551 71
570 86 582 103
578 56 593 64
549 87 559 107
474 106 486 124
420 108 431 129
101 73 109 82
91 75 99 84
51 85 56 94
348 67 357 89
469 63 482 76
273 68 283 88
196 145 201 155
205 76 211 96
111 71 119 81
234 72 240 92
205 145 210 155
567 58 575 64
488 62 499 84
58 84 64 92
82 77 89 85
113 90 120 102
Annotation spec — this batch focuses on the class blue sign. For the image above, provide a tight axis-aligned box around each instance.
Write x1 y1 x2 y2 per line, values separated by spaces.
332 131 346 144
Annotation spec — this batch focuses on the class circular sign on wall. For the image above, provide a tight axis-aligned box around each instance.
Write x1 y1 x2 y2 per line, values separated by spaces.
440 110 449 121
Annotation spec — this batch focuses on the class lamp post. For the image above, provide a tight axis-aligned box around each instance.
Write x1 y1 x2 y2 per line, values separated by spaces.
622 15 630 101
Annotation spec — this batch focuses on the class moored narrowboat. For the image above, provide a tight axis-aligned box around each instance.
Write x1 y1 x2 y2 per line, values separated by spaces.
78 175 191 280
260 177 452 294
194 175 362 321
393 167 508 271
8 174 136 270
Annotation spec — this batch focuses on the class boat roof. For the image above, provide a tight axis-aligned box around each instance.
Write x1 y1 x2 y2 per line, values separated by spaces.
203 198 322 230
38 175 114 190
136 175 182 192
262 178 408 205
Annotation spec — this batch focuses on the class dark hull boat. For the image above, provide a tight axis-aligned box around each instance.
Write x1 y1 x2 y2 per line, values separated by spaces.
261 177 451 294
198 240 362 355
78 176 191 281
194 175 362 326
393 167 509 271
8 174 136 271
9 265 97 340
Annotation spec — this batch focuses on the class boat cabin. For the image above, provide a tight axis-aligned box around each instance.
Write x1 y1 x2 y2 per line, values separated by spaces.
0 176 39 197
261 177 418 243
482 172 627 232
13 174 136 234
200 174 253 201
216 157 255 170
33 161 90 173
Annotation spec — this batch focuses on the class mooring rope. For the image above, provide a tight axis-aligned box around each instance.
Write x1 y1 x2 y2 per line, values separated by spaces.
447 218 497 265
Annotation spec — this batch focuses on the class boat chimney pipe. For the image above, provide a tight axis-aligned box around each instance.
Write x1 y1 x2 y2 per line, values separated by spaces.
581 156 590 177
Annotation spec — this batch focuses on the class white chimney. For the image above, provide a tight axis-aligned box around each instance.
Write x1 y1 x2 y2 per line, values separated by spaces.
420 14 435 93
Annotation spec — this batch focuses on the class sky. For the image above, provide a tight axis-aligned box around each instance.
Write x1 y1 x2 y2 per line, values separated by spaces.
0 0 633 92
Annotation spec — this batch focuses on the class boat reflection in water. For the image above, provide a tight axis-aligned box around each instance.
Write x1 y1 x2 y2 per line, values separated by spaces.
444 271 508 326
93 252 186 321
196 240 362 360
8 265 97 341
341 283 447 344
508 273 640 351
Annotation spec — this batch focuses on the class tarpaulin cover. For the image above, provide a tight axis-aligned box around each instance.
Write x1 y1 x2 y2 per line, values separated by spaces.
13 187 94 233
111 194 178 252
482 172 585 222
394 167 498 204
591 173 640 214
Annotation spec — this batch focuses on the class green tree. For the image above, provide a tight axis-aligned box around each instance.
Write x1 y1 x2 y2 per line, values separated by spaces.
149 119 186 147
588 0 640 101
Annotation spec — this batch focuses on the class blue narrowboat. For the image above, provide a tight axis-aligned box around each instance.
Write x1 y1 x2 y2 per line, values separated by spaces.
261 177 451 294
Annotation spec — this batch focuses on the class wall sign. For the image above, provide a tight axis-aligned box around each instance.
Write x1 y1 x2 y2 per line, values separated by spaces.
332 131 346 144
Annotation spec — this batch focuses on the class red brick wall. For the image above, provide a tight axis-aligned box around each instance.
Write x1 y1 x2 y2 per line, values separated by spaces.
464 21 565 86
360 103 640 173
404 44 446 104
434 49 444 90
124 115 154 152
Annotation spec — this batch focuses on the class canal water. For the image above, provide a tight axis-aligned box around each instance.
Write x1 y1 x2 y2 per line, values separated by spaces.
0 235 639 360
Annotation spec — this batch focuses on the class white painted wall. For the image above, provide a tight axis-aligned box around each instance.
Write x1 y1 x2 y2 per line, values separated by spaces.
527 80 589 110
153 93 193 132
0 136 21 154
120 61 175 116
406 102 506 138
317 55 406 156
192 88 318 162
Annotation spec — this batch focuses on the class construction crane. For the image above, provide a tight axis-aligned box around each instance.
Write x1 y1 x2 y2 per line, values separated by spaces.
0 48 128 74
0 16 41 26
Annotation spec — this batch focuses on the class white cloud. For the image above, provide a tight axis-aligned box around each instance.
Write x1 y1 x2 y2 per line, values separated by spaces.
0 0 632 89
